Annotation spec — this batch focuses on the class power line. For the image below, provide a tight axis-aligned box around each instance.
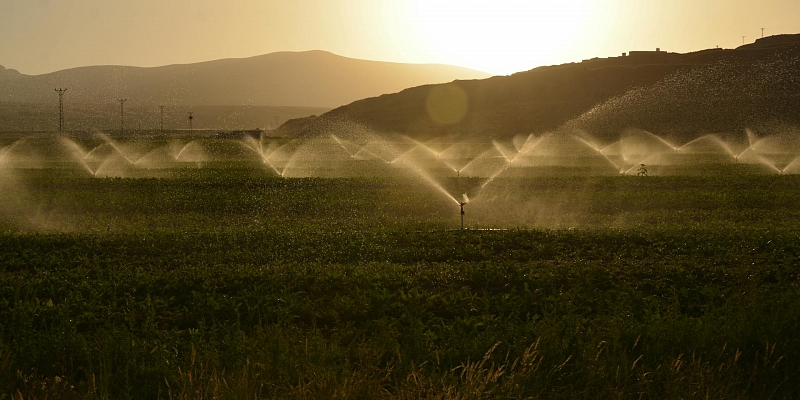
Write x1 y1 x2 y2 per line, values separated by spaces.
118 99 127 134
159 105 165 134
55 88 67 133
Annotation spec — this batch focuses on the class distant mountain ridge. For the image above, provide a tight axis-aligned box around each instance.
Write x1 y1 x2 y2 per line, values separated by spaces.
279 34 800 144
0 51 490 108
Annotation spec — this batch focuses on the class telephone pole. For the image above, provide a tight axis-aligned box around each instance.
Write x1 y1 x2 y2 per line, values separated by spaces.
55 88 67 133
118 99 127 134
159 105 165 134
742 36 746 45
761 28 765 38
188 111 194 130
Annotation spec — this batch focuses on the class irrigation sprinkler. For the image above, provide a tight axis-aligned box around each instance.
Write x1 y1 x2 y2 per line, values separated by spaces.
459 201 466 230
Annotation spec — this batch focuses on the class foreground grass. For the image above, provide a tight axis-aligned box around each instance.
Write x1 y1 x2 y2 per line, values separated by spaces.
1 171 799 398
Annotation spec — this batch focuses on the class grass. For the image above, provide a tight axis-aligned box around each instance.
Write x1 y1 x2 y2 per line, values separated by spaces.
1 159 799 398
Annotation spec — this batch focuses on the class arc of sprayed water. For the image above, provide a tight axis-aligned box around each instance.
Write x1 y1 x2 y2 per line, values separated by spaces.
732 136 785 173
240 135 262 155
746 128 760 149
389 145 420 165
373 139 419 164
513 133 538 153
676 134 738 161
390 139 444 166
330 135 362 158
598 140 622 155
239 136 287 175
404 162 461 205
754 154 782 174
518 134 550 155
91 155 123 178
98 134 137 165
492 140 518 163
369 137 464 205
384 135 419 164
442 142 499 175
435 142 461 159
0 138 28 164
437 143 465 174
58 137 89 158
641 130 679 152
353 146 390 164
83 143 120 161
330 135 350 156
719 130 760 161
455 146 508 178
80 161 98 176
173 140 205 162
781 154 800 174
389 138 482 179
734 134 769 161
332 135 396 164
263 159 282 176
281 138 353 178
242 135 285 162
480 134 549 189
56 137 102 176
572 135 622 171
412 138 448 158
263 139 304 176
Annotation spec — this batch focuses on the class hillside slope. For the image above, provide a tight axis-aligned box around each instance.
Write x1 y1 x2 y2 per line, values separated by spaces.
280 35 800 144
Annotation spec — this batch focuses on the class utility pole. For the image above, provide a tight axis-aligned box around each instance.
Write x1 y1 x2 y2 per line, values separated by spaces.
118 99 127 134
188 111 193 130
761 28 765 38
55 88 67 133
742 36 746 45
159 105 165 134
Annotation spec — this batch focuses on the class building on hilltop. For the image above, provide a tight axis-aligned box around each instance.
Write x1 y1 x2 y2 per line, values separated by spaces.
628 48 666 57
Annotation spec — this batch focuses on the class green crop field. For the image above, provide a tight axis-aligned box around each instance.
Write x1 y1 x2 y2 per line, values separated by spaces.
1 135 799 399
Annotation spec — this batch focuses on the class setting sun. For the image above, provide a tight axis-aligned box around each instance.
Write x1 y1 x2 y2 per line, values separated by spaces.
400 0 598 74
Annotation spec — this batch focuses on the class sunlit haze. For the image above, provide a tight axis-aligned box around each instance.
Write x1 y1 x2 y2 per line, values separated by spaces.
1 0 800 75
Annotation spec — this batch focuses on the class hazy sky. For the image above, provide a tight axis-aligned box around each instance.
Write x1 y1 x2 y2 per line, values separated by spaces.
2 0 800 76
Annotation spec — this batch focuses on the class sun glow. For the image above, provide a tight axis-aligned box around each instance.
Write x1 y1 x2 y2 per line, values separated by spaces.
401 0 599 75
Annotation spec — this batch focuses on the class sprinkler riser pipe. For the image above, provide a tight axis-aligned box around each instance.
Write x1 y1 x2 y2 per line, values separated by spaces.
459 202 466 230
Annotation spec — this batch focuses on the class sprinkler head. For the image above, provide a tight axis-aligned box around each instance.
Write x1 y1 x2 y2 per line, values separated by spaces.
459 201 466 230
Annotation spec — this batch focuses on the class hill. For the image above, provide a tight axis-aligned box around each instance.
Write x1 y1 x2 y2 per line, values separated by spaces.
0 51 488 131
279 35 800 144
0 51 489 108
